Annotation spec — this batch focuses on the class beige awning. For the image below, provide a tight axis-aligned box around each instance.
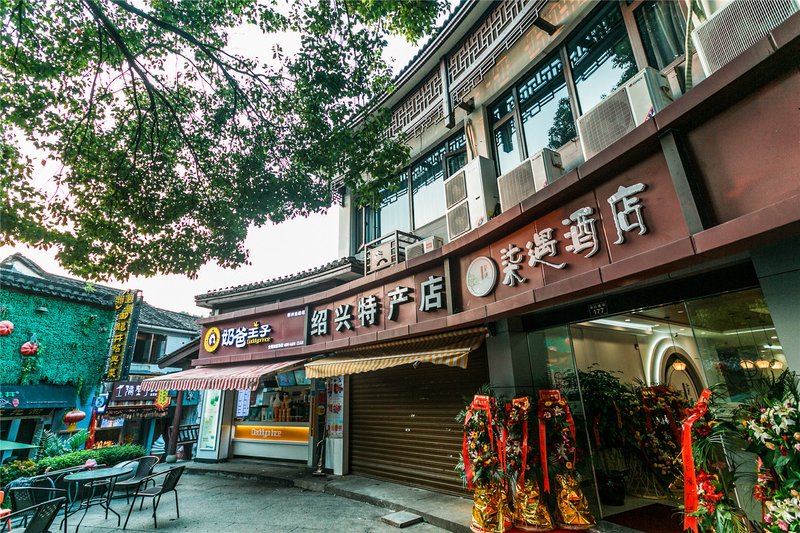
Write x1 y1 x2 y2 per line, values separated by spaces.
305 327 488 379
140 360 302 391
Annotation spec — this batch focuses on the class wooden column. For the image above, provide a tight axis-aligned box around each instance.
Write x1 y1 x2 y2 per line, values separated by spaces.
165 390 184 463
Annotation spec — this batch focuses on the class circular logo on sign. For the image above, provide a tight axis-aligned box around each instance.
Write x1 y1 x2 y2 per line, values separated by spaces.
465 256 498 297
203 326 222 353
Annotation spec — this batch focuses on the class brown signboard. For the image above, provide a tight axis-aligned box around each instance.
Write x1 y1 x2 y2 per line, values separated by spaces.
200 308 307 358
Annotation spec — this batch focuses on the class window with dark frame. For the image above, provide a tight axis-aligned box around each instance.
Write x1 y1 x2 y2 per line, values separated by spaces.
633 1 686 71
351 130 466 254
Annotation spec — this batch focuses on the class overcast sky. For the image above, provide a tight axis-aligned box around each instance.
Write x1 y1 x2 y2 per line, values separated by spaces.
1 12 435 316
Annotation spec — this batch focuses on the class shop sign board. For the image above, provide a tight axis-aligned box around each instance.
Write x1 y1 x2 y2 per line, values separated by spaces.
308 267 447 343
109 381 158 402
105 289 143 381
326 376 344 438
200 309 306 357
233 425 309 443
0 384 76 411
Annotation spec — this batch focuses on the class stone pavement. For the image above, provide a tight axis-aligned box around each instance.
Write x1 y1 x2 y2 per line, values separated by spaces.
59 459 643 532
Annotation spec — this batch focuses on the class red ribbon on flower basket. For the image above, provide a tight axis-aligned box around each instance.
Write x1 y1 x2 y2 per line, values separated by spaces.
682 388 712 533
511 397 530 487
537 390 576 494
462 394 496 490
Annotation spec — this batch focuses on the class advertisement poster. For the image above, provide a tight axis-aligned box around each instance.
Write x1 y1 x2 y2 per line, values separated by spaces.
235 389 251 418
199 390 222 451
326 376 344 438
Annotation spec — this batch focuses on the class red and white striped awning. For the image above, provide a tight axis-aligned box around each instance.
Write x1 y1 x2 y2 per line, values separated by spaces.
305 327 488 379
140 360 300 392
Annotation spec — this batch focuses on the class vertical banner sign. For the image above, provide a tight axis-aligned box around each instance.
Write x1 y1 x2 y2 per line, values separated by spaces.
326 376 344 438
104 289 142 381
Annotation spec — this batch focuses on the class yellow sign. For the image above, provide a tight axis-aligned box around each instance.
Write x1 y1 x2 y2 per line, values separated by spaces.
203 327 221 353
155 390 171 409
234 425 309 443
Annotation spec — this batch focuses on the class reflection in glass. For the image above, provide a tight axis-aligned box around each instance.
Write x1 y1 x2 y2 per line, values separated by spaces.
377 177 410 237
634 1 686 70
685 288 785 403
494 119 522 175
412 146 445 228
519 56 575 153
568 2 637 113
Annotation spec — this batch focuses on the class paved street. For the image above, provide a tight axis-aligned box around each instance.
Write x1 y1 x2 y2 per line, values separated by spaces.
64 472 448 532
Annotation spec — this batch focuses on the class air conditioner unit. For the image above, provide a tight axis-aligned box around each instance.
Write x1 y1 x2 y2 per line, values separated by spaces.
693 0 798 76
405 236 444 260
444 156 498 241
577 67 673 161
498 148 564 212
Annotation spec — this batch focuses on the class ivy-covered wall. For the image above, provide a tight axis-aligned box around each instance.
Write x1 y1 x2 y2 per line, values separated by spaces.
0 288 116 401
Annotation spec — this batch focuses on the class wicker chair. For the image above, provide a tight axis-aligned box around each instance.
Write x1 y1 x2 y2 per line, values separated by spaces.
0 497 65 533
114 456 159 502
123 466 185 530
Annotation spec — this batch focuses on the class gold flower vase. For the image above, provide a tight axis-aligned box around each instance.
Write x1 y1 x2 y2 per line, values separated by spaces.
513 477 554 532
471 482 512 533
554 473 596 531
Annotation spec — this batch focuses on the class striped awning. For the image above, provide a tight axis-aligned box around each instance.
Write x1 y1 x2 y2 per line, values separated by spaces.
140 360 300 392
305 327 488 379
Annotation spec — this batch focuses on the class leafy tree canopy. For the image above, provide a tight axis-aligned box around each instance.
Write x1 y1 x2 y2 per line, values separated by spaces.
0 0 445 279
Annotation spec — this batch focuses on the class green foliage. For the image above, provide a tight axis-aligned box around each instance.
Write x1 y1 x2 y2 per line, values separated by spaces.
37 429 69 459
0 444 146 488
0 0 446 280
0 289 114 391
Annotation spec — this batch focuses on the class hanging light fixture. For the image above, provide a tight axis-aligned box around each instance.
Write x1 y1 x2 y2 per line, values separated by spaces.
755 359 771 370
740 360 756 370
672 360 687 372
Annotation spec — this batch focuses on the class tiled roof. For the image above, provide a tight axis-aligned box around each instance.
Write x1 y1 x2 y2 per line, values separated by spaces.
197 256 363 301
0 253 120 307
1 254 199 331
139 302 200 334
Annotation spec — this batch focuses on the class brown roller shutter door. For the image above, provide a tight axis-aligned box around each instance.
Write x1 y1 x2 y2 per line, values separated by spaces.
349 345 489 495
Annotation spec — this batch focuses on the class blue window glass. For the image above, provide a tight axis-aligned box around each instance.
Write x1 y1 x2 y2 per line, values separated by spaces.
519 55 576 153
411 146 446 228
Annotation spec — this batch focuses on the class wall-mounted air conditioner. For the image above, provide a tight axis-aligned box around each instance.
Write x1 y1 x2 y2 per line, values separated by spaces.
693 0 798 76
498 148 564 212
444 156 498 241
405 236 444 260
577 67 673 161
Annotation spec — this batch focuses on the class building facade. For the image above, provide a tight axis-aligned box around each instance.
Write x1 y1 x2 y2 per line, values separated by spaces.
152 0 800 523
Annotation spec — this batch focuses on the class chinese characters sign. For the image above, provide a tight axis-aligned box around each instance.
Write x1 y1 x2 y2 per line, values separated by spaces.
105 290 142 381
200 309 306 357
308 273 447 340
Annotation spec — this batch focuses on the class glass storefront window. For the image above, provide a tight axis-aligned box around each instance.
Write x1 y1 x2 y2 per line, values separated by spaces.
634 1 686 70
685 288 786 404
567 2 638 114
411 145 446 229
519 56 576 153
234 377 311 424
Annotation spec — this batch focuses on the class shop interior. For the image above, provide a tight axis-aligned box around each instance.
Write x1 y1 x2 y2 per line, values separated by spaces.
527 287 785 529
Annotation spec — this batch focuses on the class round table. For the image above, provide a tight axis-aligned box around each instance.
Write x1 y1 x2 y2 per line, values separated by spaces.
64 466 134 532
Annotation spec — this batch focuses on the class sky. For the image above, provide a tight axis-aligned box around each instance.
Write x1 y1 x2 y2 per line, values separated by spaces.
1 9 436 317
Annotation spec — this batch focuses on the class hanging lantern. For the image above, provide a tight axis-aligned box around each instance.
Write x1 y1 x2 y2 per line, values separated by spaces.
20 341 38 356
0 320 13 336
63 409 86 432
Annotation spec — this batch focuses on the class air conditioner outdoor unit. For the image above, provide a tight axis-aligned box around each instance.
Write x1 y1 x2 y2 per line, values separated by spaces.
693 0 798 76
405 236 444 260
444 156 498 241
577 67 673 161
498 148 564 212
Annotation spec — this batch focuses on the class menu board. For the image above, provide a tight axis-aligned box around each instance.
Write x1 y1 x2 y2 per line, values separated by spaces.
199 390 222 451
235 389 251 417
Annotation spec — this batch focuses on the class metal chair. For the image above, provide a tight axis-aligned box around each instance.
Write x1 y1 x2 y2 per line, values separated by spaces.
1 497 66 533
122 466 185 530
8 486 68 531
114 456 159 502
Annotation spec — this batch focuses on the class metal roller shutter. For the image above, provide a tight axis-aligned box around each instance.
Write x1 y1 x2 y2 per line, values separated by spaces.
349 345 489 495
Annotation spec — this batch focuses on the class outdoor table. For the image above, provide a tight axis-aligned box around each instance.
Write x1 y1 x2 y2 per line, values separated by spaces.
64 466 134 532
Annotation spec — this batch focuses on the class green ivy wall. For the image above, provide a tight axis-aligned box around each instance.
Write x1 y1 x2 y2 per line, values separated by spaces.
0 289 116 400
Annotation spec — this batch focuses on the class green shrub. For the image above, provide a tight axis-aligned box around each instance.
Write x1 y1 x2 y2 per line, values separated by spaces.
0 444 146 488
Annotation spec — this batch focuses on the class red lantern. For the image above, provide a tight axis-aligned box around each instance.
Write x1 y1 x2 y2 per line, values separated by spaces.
0 320 13 336
20 341 38 356
63 409 86 432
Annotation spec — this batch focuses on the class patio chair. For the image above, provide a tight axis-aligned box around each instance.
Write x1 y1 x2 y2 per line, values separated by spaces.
122 465 185 530
0 491 10 531
114 456 159 502
0 497 65 533
8 486 68 531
